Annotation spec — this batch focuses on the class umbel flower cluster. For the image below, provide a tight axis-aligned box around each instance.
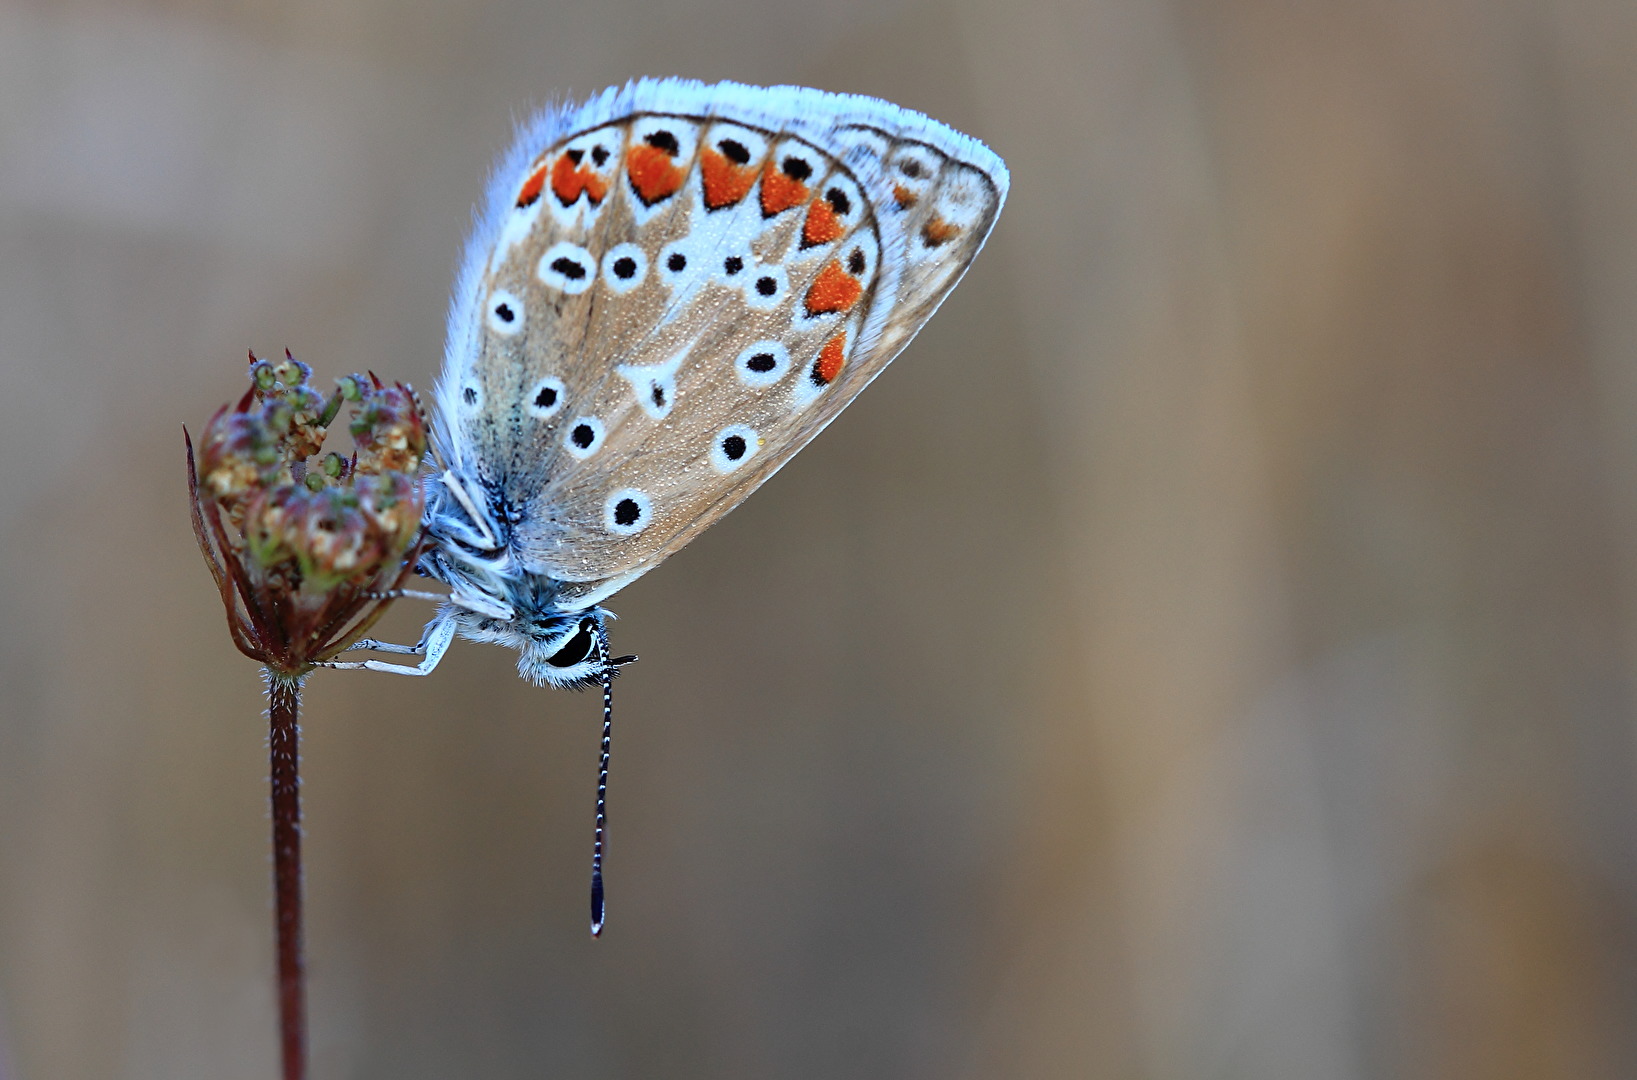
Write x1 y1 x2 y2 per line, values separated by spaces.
187 352 428 675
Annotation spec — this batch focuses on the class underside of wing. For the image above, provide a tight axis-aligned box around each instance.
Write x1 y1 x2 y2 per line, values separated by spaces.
435 79 1008 609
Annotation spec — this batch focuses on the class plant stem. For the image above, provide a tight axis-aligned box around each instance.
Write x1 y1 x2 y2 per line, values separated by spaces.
267 671 307 1080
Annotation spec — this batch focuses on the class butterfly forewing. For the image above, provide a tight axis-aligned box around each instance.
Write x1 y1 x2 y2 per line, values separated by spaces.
440 81 1007 609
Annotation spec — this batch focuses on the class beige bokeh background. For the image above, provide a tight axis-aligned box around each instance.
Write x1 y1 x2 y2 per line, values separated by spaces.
4 0 1637 1077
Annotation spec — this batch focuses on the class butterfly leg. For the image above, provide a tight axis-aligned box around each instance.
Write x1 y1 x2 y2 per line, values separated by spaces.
361 589 447 604
342 638 423 655
319 616 457 676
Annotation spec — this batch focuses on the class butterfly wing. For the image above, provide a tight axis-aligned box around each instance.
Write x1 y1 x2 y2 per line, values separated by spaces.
435 79 1008 609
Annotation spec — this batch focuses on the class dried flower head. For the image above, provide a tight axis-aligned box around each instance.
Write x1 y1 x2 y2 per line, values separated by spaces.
188 351 428 674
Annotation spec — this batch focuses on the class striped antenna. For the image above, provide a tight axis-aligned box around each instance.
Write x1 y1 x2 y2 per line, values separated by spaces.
587 627 638 937
589 625 613 936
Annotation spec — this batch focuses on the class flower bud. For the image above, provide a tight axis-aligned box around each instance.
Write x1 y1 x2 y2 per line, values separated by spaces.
187 353 429 673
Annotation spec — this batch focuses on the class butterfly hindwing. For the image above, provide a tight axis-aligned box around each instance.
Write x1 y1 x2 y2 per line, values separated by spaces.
436 80 1008 609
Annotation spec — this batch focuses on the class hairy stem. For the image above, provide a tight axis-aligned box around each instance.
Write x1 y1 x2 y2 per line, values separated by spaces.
267 671 306 1080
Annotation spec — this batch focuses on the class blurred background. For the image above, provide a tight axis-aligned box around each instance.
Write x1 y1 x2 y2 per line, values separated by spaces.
3 0 1637 1076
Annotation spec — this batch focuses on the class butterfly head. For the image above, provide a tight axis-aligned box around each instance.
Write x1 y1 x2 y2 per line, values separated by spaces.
519 613 606 688
444 606 616 688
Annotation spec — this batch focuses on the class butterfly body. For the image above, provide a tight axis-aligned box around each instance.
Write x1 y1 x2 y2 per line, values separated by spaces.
418 469 613 686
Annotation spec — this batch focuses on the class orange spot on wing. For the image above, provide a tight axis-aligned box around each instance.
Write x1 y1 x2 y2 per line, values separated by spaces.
892 183 918 208
804 260 864 317
921 214 961 247
551 155 610 206
700 146 757 210
801 199 846 248
813 333 847 385
626 144 686 205
760 161 809 217
517 166 547 208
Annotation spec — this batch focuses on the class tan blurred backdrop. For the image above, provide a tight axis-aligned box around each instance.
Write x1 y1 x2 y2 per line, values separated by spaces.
4 0 1637 1077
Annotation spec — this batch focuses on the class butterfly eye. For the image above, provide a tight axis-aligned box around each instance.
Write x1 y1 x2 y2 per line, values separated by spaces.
710 425 759 473
734 340 791 388
603 489 652 535
544 618 598 667
486 289 524 336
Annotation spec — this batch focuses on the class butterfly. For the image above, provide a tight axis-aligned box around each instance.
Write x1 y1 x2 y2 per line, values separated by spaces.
325 78 1007 932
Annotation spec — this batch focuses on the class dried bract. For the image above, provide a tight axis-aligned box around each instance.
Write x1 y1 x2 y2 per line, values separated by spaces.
188 352 428 674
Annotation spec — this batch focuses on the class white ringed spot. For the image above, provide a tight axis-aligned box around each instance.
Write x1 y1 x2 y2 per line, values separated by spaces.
538 242 595 294
604 489 653 535
711 425 759 473
600 243 649 294
486 289 524 336
527 376 565 418
564 416 605 459
716 248 752 284
657 240 698 286
744 264 789 310
734 341 791 388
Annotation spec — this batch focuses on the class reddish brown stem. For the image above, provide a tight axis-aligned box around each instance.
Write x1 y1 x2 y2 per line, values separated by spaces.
267 672 307 1080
